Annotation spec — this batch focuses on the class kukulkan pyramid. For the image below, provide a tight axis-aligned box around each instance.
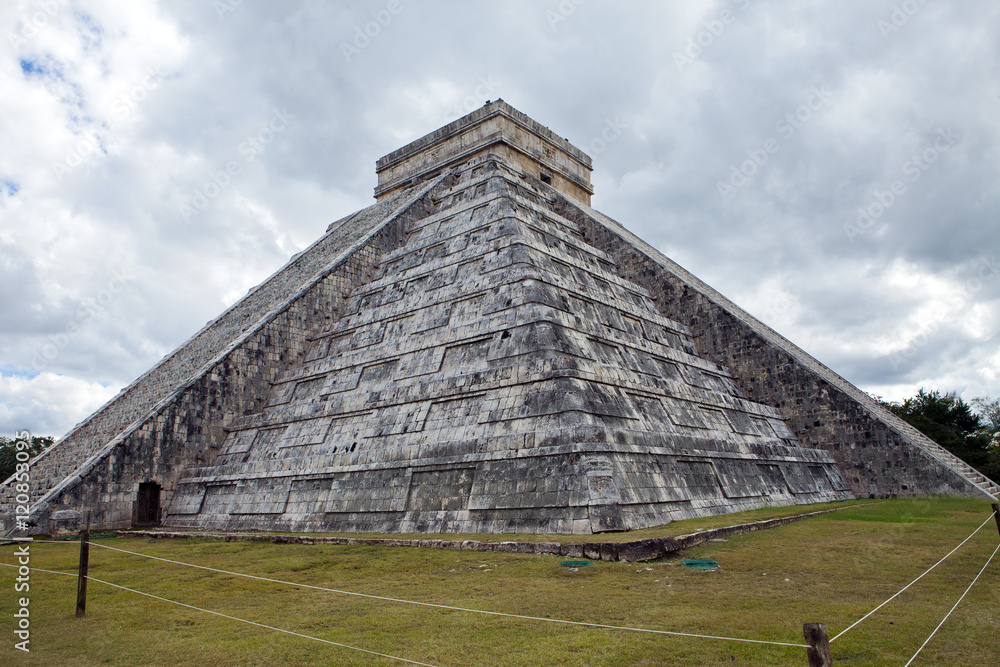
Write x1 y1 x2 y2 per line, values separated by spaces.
3 101 997 536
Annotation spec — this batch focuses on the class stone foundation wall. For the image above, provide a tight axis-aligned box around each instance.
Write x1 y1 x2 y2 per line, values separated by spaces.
164 445 849 535
121 501 874 563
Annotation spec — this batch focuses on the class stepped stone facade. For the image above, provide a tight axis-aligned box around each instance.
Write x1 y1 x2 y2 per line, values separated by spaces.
2 100 996 537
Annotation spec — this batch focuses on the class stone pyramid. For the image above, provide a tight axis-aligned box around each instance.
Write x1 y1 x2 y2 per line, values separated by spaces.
2 101 995 537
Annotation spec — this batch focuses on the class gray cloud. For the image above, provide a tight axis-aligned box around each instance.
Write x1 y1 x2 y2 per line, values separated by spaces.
1 0 998 438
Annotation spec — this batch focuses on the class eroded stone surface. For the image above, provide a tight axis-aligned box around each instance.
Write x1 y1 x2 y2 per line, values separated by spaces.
164 158 851 534
2 102 994 538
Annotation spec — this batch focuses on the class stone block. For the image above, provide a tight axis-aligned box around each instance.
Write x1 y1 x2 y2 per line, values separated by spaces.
535 542 562 555
560 543 584 558
616 539 666 562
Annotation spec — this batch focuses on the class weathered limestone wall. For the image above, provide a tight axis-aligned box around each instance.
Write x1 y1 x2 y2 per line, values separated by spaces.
162 158 851 535
555 195 998 500
6 133 993 539
0 179 445 534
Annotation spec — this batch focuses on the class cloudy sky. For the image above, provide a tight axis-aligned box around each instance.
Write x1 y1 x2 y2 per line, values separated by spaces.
1 0 998 439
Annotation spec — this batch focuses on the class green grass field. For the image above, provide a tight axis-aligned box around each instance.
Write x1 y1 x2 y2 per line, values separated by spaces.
2 497 998 666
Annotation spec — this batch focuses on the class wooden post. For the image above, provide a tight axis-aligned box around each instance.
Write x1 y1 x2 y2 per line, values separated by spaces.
803 623 833 667
992 504 1000 538
76 516 90 618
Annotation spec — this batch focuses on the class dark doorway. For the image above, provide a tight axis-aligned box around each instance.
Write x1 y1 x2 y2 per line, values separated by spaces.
135 482 161 526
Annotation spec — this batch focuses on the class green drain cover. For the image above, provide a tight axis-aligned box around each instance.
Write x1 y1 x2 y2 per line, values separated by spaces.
682 558 720 570
560 560 593 568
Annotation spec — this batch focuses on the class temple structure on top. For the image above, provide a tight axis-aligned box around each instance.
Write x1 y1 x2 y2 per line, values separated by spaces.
374 101 593 204
2 100 995 537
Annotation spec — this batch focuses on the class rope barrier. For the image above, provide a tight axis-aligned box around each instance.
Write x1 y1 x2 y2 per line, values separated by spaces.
8 537 999 666
0 562 438 666
903 540 1000 667
92 540 812 648
4 538 810 649
830 511 997 642
8 508 998 662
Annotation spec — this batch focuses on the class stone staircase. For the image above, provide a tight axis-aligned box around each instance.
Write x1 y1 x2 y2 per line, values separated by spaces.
912 436 1000 498
0 424 111 514
15 437 99 503
864 399 1000 499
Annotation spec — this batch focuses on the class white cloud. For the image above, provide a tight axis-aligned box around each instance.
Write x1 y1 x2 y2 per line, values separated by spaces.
1 0 998 435
0 371 117 437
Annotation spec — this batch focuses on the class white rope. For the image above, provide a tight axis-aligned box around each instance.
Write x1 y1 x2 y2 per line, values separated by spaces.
0 562 437 666
830 511 997 642
7 537 809 648
903 540 1000 667
94 541 811 648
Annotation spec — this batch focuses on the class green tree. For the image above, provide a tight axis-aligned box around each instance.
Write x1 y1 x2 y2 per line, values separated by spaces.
882 389 1000 482
0 435 55 483
971 396 1000 474
971 396 1000 435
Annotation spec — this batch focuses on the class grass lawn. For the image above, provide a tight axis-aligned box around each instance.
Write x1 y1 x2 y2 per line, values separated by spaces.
2 497 998 666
